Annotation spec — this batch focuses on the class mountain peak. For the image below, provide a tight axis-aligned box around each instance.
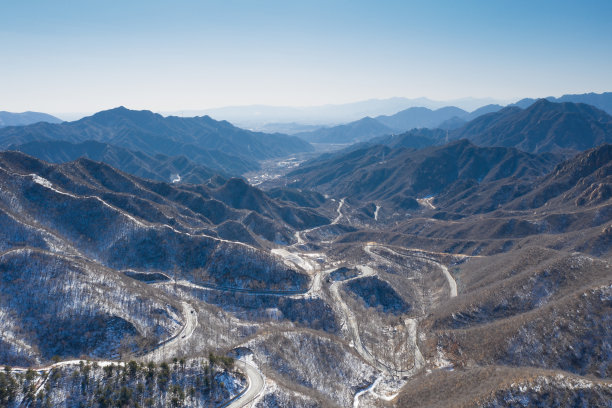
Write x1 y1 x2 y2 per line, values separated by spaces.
82 107 162 128
0 106 314 175
531 98 554 107
453 100 612 153
551 143 612 180
91 106 158 118
0 111 63 127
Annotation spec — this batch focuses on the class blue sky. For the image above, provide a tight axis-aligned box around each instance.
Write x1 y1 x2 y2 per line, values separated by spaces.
1 0 611 114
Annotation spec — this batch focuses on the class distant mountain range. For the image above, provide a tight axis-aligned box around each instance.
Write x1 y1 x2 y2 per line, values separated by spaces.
452 99 612 153
0 107 313 175
294 106 489 145
367 128 447 149
375 104 508 133
295 117 394 144
437 104 505 130
286 99 612 217
295 97 612 152
170 96 505 129
0 111 63 127
375 106 468 131
162 92 612 139
241 91 612 146
272 101 612 213
512 91 612 114
4 99 609 187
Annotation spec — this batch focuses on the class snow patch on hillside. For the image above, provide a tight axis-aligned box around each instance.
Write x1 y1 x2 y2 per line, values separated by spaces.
31 174 53 188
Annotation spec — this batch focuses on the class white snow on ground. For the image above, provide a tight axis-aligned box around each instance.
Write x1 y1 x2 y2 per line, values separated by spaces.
271 248 318 272
327 259 423 380
0 307 39 364
143 301 197 363
26 168 262 252
31 174 53 188
293 225 324 247
304 252 325 259
327 263 382 365
355 264 376 277
8 169 469 407
366 244 458 298
9 297 256 407
292 197 348 247
353 375 407 405
432 346 453 370
417 196 436 210
339 243 464 406
222 357 265 408
510 374 612 393
332 197 345 224
294 230 304 245
12 359 122 373
440 263 457 297
353 376 382 407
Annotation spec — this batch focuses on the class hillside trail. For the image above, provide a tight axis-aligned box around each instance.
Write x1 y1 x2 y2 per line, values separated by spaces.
292 195 346 246
347 243 458 406
332 197 346 224
365 244 457 298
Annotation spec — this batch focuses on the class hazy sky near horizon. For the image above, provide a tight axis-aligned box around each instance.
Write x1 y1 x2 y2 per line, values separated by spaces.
2 0 612 114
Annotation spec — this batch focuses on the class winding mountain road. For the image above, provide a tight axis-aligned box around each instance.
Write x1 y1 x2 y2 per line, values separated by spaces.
332 197 346 224
8 206 458 408
10 298 264 407
346 243 459 406
340 241 459 407
143 301 197 362
364 244 457 298
221 360 265 408
327 260 424 378
291 196 347 247
353 376 382 408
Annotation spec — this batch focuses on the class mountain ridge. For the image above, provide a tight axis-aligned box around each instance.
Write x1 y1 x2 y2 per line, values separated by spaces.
287 139 559 205
451 99 612 153
0 111 63 127
7 139 227 185
0 107 314 175
295 117 394 144
513 91 612 114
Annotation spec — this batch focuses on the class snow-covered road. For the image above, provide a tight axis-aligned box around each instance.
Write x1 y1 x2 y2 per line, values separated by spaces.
364 244 457 298
143 301 197 362
332 197 345 224
327 257 423 379
220 360 265 408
